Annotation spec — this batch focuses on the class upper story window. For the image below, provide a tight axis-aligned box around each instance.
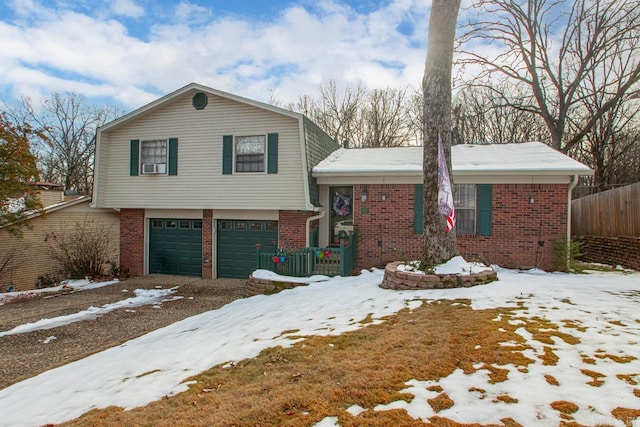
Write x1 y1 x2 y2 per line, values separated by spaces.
130 138 177 176
140 139 167 174
235 135 265 173
454 184 476 234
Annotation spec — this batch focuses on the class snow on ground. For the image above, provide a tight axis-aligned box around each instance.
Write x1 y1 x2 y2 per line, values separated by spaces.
0 265 639 426
0 287 179 337
0 278 120 306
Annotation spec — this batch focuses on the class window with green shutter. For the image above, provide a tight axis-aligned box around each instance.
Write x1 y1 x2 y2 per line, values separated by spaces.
477 184 492 236
412 184 492 235
130 139 139 176
168 138 178 175
222 135 233 174
267 133 278 174
414 184 423 234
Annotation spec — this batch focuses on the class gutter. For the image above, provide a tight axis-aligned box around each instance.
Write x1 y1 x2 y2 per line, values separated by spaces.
306 209 325 247
566 175 579 270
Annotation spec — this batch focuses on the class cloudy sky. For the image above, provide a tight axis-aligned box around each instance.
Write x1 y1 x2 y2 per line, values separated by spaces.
0 0 467 112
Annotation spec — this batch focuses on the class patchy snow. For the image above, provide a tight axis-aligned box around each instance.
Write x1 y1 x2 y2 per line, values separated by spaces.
0 267 639 426
2 197 26 213
0 287 179 337
396 256 494 275
252 269 330 283
0 278 120 306
312 142 592 176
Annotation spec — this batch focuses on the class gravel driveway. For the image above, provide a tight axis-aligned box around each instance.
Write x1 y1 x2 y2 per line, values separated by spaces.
0 275 246 390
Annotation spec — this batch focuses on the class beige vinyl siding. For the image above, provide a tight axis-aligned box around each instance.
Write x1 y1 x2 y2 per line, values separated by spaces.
318 185 331 248
145 209 203 219
37 189 65 207
95 91 308 210
0 202 120 291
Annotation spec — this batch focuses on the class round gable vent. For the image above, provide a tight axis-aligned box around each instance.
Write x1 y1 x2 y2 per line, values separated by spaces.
192 92 208 110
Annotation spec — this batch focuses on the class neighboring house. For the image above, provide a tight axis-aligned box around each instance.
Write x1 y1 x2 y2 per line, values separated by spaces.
312 143 593 271
92 83 593 279
0 185 120 291
92 83 340 279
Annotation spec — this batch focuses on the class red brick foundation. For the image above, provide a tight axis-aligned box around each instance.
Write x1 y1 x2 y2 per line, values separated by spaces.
202 210 213 278
120 208 145 276
353 183 568 271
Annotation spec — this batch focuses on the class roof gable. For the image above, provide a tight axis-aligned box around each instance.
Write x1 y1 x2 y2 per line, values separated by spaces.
99 83 303 133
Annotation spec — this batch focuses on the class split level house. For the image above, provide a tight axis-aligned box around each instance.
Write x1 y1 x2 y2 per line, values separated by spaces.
92 83 593 279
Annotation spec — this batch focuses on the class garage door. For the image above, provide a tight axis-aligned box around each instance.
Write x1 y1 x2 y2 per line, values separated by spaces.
217 220 278 279
149 219 202 276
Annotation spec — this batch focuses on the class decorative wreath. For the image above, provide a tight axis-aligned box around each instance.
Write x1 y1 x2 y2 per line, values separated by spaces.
332 193 351 216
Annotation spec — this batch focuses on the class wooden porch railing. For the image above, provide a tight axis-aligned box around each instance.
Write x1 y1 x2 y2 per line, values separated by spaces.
256 230 357 277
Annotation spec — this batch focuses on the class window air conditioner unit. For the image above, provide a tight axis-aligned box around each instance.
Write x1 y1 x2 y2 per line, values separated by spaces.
142 163 167 174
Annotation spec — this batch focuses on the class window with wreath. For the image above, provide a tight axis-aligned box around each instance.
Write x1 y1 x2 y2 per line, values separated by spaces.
140 139 167 174
235 135 265 172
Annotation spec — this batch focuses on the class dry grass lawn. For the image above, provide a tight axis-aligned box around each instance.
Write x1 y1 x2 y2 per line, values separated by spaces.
61 299 638 427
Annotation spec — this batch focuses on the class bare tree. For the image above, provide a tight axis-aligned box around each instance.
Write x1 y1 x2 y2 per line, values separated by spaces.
568 50 640 192
355 87 414 147
10 93 118 193
291 82 420 148
290 80 365 147
454 83 549 144
458 0 640 153
422 0 462 267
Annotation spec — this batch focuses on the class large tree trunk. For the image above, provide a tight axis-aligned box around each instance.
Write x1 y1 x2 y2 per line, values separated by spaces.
422 0 461 268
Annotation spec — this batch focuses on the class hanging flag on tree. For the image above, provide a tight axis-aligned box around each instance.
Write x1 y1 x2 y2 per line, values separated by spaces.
437 133 456 232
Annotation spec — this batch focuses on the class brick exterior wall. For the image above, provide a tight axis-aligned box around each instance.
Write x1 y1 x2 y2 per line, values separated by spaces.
352 183 568 271
202 210 213 279
458 184 568 270
278 210 317 249
575 236 640 270
119 208 145 276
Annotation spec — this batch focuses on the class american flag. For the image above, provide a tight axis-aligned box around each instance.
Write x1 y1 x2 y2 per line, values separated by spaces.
437 133 456 232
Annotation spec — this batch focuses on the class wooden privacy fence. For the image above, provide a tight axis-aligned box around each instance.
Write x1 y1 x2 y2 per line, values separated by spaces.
256 230 357 277
571 182 640 237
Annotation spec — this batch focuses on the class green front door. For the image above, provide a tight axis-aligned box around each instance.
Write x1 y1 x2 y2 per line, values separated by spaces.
149 219 202 276
217 220 278 279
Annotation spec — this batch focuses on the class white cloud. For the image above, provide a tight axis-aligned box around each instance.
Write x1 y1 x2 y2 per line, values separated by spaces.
110 0 144 18
174 1 210 24
0 0 437 110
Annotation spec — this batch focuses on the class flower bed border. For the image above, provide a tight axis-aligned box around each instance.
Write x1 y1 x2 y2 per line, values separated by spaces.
381 261 497 290
246 275 309 297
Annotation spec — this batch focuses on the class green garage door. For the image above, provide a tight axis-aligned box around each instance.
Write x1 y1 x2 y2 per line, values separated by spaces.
217 220 278 279
149 219 202 276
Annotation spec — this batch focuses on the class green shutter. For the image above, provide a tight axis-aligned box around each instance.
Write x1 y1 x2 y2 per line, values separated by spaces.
222 135 233 174
477 184 492 236
168 138 178 175
267 133 278 174
414 184 423 234
130 139 139 176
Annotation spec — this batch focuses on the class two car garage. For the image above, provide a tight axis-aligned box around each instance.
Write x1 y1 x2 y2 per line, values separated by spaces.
148 218 278 279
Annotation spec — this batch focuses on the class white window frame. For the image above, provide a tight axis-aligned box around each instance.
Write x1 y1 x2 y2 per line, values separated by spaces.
140 139 168 175
454 184 477 234
235 135 266 173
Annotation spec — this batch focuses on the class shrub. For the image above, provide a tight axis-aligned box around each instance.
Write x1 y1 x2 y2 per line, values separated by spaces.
553 238 582 272
35 272 63 288
45 219 115 280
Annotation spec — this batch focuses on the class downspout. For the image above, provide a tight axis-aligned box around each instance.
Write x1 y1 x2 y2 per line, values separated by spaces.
306 209 325 247
566 175 579 271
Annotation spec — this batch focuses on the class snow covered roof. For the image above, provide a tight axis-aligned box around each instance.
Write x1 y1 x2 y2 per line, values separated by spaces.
312 142 593 177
